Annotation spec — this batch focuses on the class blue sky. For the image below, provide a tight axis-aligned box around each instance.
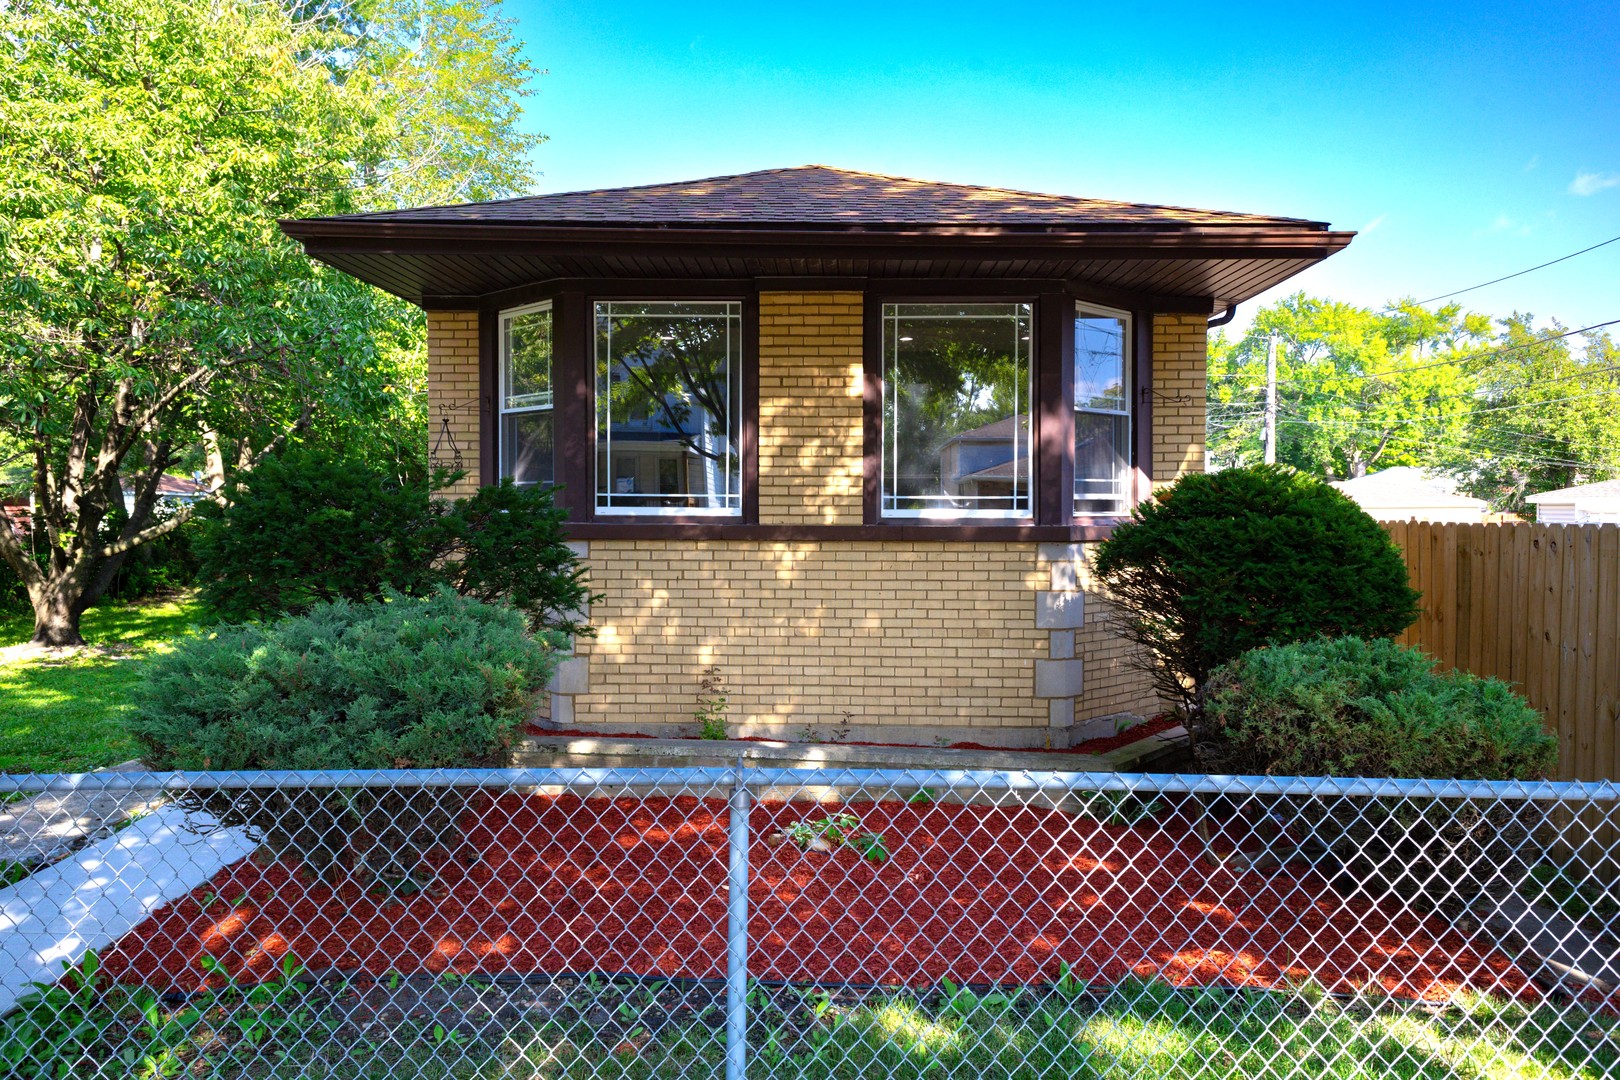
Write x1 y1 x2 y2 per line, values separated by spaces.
506 1 1619 337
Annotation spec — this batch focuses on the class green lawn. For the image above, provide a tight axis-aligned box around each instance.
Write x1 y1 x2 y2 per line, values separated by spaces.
4 968 1612 1079
0 596 201 774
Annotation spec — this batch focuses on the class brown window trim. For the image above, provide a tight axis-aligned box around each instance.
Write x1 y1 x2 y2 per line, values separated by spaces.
862 287 1151 530
478 279 1162 540
481 284 761 526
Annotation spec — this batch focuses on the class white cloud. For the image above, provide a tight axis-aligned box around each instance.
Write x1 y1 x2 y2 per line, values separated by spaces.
1481 214 1533 237
1523 154 1540 172
1361 213 1388 234
1569 171 1620 196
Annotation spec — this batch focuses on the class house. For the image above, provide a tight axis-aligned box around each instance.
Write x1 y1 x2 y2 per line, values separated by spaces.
121 475 212 516
1524 478 1620 524
281 166 1351 747
1328 466 1490 523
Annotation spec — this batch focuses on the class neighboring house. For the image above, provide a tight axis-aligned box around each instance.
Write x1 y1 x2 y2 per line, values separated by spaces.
282 165 1351 747
121 475 212 516
1329 466 1490 523
1524 478 1620 524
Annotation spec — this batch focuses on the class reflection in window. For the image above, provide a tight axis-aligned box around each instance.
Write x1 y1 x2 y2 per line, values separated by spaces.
1075 306 1131 515
595 301 741 516
499 303 554 486
882 303 1032 518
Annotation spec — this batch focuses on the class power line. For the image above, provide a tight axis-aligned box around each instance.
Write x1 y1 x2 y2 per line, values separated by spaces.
1271 384 1620 428
1209 317 1620 382
1409 234 1620 306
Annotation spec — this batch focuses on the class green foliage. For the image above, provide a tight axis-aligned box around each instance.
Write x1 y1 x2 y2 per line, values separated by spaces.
0 0 540 644
782 813 890 863
1208 295 1620 511
194 450 596 637
1091 465 1421 718
129 589 555 772
1458 316 1620 512
1199 635 1555 780
0 949 320 1079
1207 295 1489 479
694 665 729 739
127 589 559 878
192 448 435 622
427 478 597 639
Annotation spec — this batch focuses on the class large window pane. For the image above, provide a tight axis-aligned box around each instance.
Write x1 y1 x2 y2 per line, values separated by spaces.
499 303 553 485
595 301 741 515
502 411 554 487
1075 411 1130 515
1074 307 1131 515
882 303 1032 518
504 307 553 409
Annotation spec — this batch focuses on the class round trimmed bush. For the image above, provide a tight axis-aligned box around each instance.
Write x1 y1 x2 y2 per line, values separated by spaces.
1091 464 1421 719
128 588 561 881
1199 635 1556 915
1199 635 1555 780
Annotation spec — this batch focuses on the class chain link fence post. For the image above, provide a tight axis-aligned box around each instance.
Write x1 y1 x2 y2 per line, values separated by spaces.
724 758 751 1080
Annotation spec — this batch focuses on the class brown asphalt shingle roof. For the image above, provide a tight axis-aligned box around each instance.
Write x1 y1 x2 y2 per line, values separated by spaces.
317 165 1323 229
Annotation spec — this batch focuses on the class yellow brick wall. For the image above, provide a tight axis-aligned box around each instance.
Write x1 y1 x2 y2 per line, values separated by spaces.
572 540 1051 739
757 292 865 525
1150 313 1208 485
423 296 1206 738
427 311 482 498
1073 557 1162 722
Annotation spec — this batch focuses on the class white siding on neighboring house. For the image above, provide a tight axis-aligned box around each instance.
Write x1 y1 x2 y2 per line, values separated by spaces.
1525 479 1620 524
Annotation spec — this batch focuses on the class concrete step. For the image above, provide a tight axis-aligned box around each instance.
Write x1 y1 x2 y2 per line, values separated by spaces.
516 726 1189 776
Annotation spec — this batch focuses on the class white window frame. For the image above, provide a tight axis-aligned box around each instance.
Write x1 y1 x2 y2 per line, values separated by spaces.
498 300 554 485
1073 302 1133 517
594 299 743 518
879 302 1035 521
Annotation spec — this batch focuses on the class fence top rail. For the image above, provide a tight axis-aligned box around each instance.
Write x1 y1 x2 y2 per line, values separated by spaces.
2 766 1616 802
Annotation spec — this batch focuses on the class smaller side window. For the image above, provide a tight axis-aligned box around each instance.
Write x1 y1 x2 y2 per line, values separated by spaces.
499 302 554 486
1074 305 1131 516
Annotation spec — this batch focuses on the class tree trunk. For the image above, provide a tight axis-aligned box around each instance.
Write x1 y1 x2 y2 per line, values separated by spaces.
30 578 86 647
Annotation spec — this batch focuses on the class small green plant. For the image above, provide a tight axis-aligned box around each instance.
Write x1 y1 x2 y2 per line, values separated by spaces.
906 788 937 805
938 977 1019 1018
782 813 890 862
695 666 729 740
1080 789 1161 827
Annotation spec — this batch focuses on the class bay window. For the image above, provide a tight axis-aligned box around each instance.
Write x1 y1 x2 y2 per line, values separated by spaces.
498 302 554 486
1074 305 1131 516
594 301 742 516
881 302 1032 518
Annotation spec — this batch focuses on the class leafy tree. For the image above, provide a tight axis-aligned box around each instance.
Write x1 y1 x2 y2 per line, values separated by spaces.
0 0 540 645
1454 317 1620 512
1208 295 1490 479
1091 465 1421 724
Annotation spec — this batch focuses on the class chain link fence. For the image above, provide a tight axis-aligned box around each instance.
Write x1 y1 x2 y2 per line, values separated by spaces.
0 764 1616 1078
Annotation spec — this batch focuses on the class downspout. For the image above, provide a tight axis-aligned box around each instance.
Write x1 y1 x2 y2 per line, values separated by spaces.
1207 303 1239 328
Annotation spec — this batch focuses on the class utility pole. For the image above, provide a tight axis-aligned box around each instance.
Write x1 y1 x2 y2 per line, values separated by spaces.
1263 332 1278 465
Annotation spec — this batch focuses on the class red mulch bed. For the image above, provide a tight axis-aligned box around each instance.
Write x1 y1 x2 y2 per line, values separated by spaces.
527 715 1182 756
100 795 1535 1005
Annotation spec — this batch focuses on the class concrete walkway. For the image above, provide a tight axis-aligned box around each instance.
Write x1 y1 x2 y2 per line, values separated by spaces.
0 804 255 1015
0 761 167 871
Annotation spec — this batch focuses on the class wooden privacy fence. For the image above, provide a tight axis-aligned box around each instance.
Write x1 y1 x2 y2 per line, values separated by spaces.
1384 520 1620 783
